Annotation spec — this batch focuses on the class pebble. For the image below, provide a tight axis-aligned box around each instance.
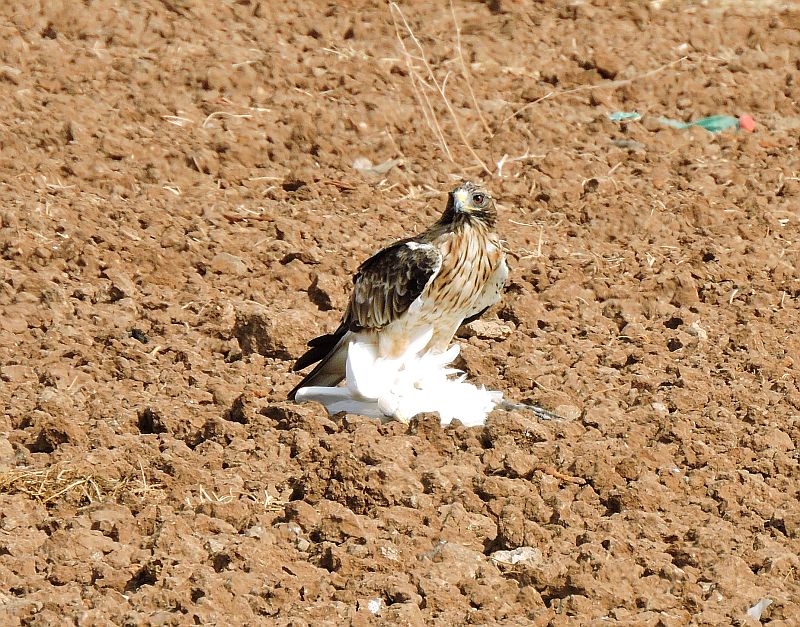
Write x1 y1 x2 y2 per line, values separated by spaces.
210 252 249 276
458 320 513 340
686 320 708 340
490 546 543 567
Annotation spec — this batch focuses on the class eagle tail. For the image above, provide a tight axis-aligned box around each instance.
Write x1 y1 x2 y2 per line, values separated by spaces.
292 329 344 372
288 329 350 400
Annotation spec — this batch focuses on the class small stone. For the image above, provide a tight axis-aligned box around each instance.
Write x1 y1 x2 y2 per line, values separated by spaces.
232 301 291 359
211 252 249 276
160 225 185 249
206 538 225 554
244 525 264 539
0 65 22 84
353 157 402 177
554 404 581 420
384 601 424 625
0 316 28 334
490 546 543 567
762 554 799 577
129 328 149 344
205 66 229 90
457 319 513 340
366 597 383 615
64 120 89 144
88 505 136 545
308 273 343 311
104 268 137 300
100 134 134 160
28 411 88 453
592 50 622 79
208 383 235 407
280 249 321 265
315 501 367 542
352 157 373 170
285 501 322 531
0 438 14 471
0 365 33 382
686 320 708 340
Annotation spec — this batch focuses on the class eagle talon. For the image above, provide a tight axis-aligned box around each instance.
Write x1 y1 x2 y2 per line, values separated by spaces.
497 400 566 421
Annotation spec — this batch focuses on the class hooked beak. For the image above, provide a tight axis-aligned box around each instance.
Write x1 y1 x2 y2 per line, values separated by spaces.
452 188 469 212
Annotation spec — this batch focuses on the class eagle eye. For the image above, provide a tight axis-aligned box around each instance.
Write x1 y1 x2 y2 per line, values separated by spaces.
472 193 486 206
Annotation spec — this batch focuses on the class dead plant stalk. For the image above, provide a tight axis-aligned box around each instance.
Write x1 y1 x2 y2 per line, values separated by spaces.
500 56 690 129
389 2 492 175
448 0 491 137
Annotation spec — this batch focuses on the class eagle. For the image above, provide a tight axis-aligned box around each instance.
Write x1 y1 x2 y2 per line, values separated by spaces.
288 181 508 403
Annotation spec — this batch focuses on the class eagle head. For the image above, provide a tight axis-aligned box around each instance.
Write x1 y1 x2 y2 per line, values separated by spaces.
444 181 496 227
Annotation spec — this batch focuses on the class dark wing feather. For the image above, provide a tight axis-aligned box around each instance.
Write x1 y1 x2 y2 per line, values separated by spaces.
289 238 440 381
460 305 491 327
292 327 346 372
347 238 441 330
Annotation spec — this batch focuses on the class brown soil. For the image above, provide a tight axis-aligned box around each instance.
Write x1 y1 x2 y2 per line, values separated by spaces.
1 0 799 624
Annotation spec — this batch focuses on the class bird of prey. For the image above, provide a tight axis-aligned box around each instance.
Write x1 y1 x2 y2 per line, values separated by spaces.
288 181 508 401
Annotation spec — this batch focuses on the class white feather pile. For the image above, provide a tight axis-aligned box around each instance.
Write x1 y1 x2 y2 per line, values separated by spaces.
294 328 502 426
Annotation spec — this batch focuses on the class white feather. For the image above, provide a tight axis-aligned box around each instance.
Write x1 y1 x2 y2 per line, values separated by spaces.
295 328 502 426
345 339 383 399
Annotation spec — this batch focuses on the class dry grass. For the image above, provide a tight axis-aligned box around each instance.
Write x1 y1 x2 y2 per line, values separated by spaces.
498 56 689 128
389 2 492 176
0 461 164 506
185 485 288 512
386 3 699 181
0 463 289 513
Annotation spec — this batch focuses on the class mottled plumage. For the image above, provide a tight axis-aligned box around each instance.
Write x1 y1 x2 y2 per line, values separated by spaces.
288 181 508 400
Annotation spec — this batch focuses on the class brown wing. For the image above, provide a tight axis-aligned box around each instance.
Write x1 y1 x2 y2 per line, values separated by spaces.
346 239 442 330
